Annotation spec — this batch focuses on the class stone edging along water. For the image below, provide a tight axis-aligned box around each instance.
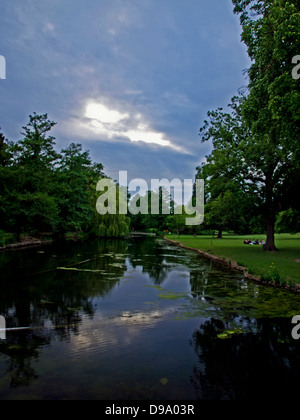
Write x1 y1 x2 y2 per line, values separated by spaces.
0 238 53 252
163 237 300 295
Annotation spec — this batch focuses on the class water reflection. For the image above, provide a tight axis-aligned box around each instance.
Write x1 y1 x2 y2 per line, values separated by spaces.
190 317 300 400
0 239 129 322
0 239 129 390
0 237 299 399
128 238 173 285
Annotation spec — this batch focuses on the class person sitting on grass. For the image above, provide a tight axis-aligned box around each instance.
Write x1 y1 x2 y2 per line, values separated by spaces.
244 239 260 245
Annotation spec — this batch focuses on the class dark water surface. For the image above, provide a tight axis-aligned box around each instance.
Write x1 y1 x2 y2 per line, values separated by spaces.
0 238 300 400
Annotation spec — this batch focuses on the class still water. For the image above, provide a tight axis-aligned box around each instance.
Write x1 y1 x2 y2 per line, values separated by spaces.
0 238 300 400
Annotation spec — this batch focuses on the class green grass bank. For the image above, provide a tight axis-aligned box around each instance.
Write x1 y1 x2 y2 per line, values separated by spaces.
166 233 300 289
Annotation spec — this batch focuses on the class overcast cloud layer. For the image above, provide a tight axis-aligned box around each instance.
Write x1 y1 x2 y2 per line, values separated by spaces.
0 0 250 183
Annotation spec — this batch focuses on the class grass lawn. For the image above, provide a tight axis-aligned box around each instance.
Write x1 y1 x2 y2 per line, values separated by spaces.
167 233 300 287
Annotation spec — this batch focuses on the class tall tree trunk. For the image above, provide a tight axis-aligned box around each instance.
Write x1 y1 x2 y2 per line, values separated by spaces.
217 229 223 239
264 215 278 251
264 171 278 252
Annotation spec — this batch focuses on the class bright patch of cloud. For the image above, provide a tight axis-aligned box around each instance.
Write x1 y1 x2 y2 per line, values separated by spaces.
63 99 188 153
85 102 129 124
126 125 172 148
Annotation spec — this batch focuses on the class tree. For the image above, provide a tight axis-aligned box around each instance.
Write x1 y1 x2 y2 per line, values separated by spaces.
0 130 21 233
275 208 300 234
166 206 187 238
55 143 103 236
129 187 174 232
198 97 259 238
0 115 60 236
231 0 300 250
204 190 248 239
0 129 13 167
17 113 59 170
0 113 109 236
0 116 108 239
199 1 300 250
94 179 130 237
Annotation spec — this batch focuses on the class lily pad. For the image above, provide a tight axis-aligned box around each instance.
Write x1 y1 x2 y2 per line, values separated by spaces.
159 292 186 300
57 267 105 273
159 378 169 386
109 263 125 269
217 329 244 340
40 300 55 305
66 307 83 312
8 344 24 351
146 285 163 291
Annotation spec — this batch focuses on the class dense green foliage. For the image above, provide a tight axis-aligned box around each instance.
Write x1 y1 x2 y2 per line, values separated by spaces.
197 0 300 250
0 114 130 242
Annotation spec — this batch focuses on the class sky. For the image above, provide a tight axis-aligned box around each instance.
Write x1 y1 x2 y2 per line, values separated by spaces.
0 0 250 186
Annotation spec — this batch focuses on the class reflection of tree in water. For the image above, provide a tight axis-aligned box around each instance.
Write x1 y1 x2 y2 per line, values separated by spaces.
190 317 300 400
189 263 212 299
128 238 171 285
0 331 46 388
0 238 128 389
128 238 200 285
128 239 220 286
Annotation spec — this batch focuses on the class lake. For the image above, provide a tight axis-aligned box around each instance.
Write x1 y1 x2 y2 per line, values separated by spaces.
0 237 300 400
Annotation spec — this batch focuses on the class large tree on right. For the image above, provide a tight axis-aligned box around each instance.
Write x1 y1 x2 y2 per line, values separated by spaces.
232 0 300 250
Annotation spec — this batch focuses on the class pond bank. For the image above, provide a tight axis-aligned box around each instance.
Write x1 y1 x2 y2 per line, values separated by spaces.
164 237 300 294
0 237 53 252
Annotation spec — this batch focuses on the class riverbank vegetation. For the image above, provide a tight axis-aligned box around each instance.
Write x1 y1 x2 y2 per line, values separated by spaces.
167 234 300 288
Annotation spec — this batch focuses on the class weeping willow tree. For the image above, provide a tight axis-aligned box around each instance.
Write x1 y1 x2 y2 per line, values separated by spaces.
93 179 130 238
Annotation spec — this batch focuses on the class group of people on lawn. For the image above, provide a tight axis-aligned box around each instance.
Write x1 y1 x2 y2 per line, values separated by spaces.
244 239 265 245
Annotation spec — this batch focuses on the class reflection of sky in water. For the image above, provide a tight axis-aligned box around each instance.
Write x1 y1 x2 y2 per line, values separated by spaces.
0 238 300 400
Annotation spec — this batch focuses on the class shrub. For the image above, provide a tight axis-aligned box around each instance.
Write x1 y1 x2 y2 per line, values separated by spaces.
98 223 106 237
261 263 285 286
107 224 119 238
0 230 5 247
